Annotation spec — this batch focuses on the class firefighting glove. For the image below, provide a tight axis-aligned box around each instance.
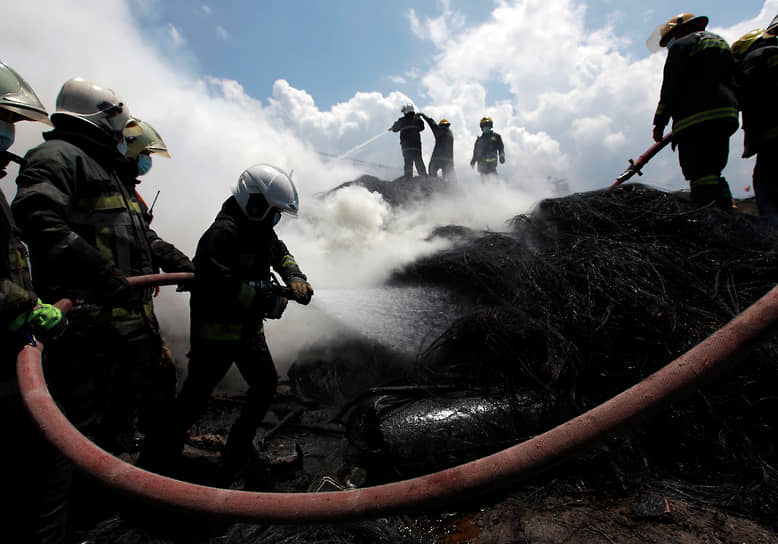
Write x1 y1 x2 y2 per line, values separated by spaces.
652 126 665 143
9 300 68 341
499 156 505 164
289 279 314 305
470 159 476 168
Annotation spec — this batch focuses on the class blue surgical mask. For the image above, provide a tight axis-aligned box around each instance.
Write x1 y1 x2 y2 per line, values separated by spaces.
482 126 492 134
137 154 152 176
0 120 15 152
116 137 127 156
666 37 677 49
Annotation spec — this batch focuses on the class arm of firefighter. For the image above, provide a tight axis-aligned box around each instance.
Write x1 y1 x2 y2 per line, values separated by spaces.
653 46 684 139
12 162 132 303
1 280 38 331
270 235 312 304
145 228 195 273
497 134 505 163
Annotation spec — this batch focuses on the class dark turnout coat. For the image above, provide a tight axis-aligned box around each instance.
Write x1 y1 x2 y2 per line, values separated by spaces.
12 122 193 335
189 197 306 342
653 31 739 138
733 37 778 157
390 113 425 151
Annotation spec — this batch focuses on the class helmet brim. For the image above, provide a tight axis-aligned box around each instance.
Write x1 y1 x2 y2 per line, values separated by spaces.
1 104 53 126
659 16 708 46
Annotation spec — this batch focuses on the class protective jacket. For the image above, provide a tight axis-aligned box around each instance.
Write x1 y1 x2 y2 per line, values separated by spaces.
471 131 505 172
390 113 425 151
190 197 306 342
116 159 195 272
422 116 454 162
733 38 778 157
653 31 739 137
1 161 37 376
12 120 188 335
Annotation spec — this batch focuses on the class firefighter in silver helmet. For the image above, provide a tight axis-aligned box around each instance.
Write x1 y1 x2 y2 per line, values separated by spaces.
139 163 313 480
1 59 70 544
12 77 191 460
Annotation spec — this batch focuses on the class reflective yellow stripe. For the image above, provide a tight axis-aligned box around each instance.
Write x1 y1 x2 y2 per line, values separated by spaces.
95 226 113 261
690 37 730 56
673 107 738 133
281 255 297 268
83 303 153 321
237 282 256 307
690 175 720 188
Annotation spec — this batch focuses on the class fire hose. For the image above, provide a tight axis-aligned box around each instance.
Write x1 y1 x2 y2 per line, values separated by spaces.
16 273 778 522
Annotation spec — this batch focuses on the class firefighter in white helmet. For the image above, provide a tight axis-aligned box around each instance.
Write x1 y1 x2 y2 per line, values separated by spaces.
140 164 313 480
389 103 427 178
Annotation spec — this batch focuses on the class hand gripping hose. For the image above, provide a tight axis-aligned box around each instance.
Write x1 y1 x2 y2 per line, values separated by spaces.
16 275 778 522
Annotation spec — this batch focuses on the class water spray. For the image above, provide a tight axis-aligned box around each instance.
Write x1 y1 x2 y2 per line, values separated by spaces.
336 131 390 162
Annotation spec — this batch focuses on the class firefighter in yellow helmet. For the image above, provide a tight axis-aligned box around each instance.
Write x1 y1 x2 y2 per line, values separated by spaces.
470 116 505 180
732 27 778 222
419 113 455 181
650 13 738 209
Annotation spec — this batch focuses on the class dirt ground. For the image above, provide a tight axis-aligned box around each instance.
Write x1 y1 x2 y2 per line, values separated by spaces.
67 383 777 544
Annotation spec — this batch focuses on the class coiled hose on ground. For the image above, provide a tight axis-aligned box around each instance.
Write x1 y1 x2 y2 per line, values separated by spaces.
16 273 778 522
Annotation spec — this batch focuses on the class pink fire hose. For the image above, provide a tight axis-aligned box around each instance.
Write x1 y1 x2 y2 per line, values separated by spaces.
16 274 778 522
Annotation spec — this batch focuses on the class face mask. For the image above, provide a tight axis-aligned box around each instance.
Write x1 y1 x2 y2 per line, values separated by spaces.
666 37 677 49
482 126 492 134
137 154 152 176
116 138 127 156
271 211 281 226
0 120 15 152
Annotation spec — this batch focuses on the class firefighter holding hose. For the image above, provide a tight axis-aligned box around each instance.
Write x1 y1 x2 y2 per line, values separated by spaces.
139 163 313 480
0 59 70 544
11 77 192 459
650 13 739 208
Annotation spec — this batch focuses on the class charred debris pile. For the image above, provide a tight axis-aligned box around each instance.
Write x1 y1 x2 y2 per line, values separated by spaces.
314 183 778 519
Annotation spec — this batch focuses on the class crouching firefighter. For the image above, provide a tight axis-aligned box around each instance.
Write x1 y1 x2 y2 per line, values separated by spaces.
139 163 313 479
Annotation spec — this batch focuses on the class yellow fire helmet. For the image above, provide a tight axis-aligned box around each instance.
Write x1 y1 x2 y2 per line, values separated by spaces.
479 116 493 128
731 29 768 57
125 118 170 160
439 119 450 126
646 13 708 52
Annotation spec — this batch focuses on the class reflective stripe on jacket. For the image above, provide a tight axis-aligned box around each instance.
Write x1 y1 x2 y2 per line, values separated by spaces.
653 31 739 137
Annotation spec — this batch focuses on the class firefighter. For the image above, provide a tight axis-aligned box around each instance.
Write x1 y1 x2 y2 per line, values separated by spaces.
731 28 778 221
1 59 71 544
123 117 172 225
470 116 505 180
389 103 427 178
11 78 189 457
142 164 313 480
651 13 739 209
419 113 455 181
113 118 194 451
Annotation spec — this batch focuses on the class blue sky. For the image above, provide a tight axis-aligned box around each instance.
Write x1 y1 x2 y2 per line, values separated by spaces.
131 1 765 109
